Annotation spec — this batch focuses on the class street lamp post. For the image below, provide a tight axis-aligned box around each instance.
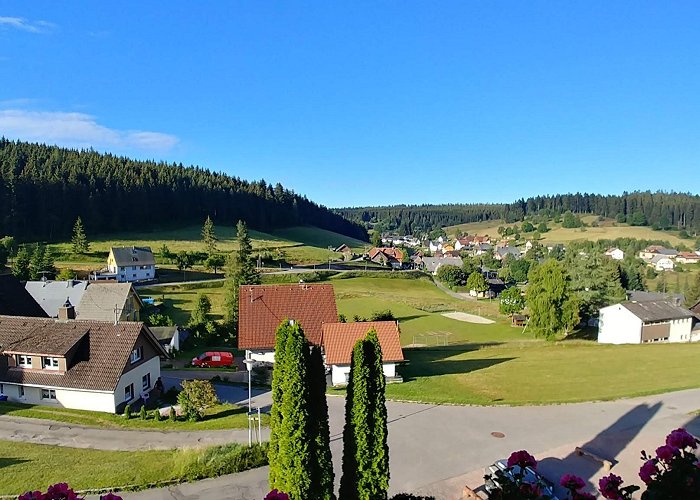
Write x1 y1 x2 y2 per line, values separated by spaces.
243 351 254 446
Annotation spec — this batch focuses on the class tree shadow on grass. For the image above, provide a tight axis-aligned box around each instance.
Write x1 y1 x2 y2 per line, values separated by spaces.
399 343 512 381
203 405 247 421
0 457 29 469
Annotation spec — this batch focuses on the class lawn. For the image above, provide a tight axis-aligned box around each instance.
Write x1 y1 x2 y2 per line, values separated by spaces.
43 224 368 267
0 440 267 495
387 342 700 405
446 217 690 247
0 402 259 430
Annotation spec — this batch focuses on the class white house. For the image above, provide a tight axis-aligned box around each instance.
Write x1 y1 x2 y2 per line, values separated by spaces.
650 255 674 271
322 321 404 386
0 305 167 413
238 284 338 364
598 300 697 344
428 241 442 253
524 240 533 252
605 248 625 260
149 326 189 354
421 256 464 275
106 247 156 283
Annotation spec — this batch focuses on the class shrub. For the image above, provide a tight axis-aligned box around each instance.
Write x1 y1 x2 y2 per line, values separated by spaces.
139 405 147 420
177 379 219 421
179 442 269 480
169 406 177 422
123 403 131 419
153 409 163 421
369 309 395 321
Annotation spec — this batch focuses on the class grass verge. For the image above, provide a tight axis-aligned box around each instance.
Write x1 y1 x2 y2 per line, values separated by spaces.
0 440 268 496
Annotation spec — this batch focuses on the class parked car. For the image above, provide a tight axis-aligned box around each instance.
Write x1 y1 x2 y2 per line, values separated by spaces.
484 460 558 499
191 351 234 368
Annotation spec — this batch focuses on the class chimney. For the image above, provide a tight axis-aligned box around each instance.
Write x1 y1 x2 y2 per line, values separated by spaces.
58 298 76 321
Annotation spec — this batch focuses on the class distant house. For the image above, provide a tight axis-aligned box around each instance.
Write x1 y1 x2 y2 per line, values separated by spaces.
524 240 533 252
494 246 521 261
0 308 167 413
102 247 156 283
626 290 684 306
334 244 353 261
441 244 455 252
639 246 679 261
26 281 143 322
428 241 442 253
691 300 700 317
473 243 492 256
368 247 404 269
0 275 48 318
598 300 697 344
650 255 674 271
421 256 463 275
605 248 625 260
322 321 404 386
676 252 700 265
149 326 189 354
238 284 338 363
455 236 474 251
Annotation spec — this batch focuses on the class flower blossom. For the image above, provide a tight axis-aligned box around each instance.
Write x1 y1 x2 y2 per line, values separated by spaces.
507 450 537 469
655 444 679 463
573 492 596 500
665 428 698 450
264 490 290 500
18 492 43 500
560 474 586 491
99 494 123 500
639 459 658 484
598 473 624 499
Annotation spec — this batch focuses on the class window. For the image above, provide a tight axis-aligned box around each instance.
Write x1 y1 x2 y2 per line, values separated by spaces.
124 383 134 402
132 274 137 278
132 265 137 270
0 383 3 394
15 355 32 368
142 373 151 390
18 386 25 398
130 346 143 364
42 357 60 370
41 389 56 400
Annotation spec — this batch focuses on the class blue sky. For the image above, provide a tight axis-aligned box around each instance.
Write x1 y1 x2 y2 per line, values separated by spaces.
1 2 699 208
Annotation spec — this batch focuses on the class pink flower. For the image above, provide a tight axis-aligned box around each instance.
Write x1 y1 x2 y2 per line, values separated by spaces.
573 492 596 500
99 494 123 500
560 474 586 491
655 444 679 462
598 473 623 499
264 490 290 500
18 492 43 500
506 450 537 469
639 459 658 484
43 483 81 500
666 428 698 450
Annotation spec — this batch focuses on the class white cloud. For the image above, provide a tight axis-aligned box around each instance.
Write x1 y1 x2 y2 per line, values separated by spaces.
0 16 56 33
0 109 179 153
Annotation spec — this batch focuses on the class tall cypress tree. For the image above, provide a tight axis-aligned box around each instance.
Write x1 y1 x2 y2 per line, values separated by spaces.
268 321 291 488
275 322 313 499
340 330 389 500
224 220 261 328
308 345 335 500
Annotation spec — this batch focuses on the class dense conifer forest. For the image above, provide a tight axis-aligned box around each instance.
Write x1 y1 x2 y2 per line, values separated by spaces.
337 192 700 235
0 139 368 242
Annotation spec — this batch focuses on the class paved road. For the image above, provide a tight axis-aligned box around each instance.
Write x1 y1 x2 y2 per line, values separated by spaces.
87 387 700 499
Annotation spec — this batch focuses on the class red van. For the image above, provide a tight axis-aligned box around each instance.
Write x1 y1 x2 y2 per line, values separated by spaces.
191 351 234 368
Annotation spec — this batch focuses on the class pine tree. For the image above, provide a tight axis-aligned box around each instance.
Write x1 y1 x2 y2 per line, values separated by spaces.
274 322 313 499
686 273 700 306
223 220 261 328
12 246 31 281
29 244 56 280
308 345 335 500
201 215 217 254
340 329 389 500
71 216 89 254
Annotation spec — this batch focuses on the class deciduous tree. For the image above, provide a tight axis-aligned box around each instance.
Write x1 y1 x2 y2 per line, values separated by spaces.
499 286 525 316
526 259 579 339
177 379 219 421
466 271 488 294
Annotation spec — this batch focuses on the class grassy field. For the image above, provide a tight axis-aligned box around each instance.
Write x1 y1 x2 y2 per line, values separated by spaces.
0 402 258 430
446 217 691 247
44 224 368 267
0 441 267 495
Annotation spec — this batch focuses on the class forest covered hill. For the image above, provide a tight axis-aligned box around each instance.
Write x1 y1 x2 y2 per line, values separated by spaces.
0 139 368 242
337 192 700 235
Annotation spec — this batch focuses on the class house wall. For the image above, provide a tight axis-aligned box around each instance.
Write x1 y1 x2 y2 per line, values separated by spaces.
0 383 116 412
331 363 397 386
598 305 643 344
114 356 160 411
668 318 693 342
654 258 674 271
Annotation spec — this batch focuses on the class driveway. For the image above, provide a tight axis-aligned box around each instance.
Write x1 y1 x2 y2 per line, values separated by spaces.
111 388 700 499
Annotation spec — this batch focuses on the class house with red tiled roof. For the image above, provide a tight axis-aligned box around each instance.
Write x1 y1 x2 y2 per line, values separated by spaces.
238 284 338 363
368 247 404 269
0 302 168 413
322 321 404 386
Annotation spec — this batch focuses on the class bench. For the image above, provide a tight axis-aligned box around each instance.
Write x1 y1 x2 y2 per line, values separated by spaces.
575 446 613 471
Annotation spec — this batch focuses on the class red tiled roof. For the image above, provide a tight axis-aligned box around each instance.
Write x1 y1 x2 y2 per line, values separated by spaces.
238 284 338 350
0 316 167 391
368 247 404 262
322 321 404 365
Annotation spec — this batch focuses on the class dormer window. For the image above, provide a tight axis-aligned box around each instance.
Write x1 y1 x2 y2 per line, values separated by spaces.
16 355 32 368
130 346 143 364
42 357 60 370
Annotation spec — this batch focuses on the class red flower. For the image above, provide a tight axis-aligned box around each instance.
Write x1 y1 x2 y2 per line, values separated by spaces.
655 444 679 463
666 428 698 450
18 492 43 500
639 459 658 485
99 494 123 500
560 474 586 491
573 492 596 500
506 450 537 469
598 473 623 499
264 490 290 500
